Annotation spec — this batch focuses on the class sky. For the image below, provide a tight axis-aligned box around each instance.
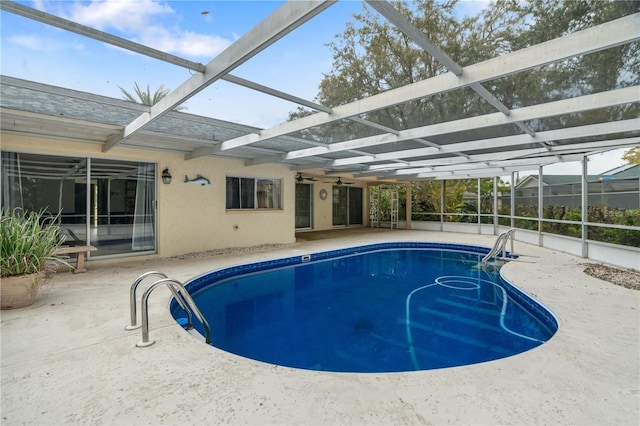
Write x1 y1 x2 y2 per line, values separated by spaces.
2 0 349 127
0 0 629 172
1 0 491 128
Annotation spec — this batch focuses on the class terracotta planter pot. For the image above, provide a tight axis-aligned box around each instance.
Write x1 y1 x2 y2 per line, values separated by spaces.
0 273 43 310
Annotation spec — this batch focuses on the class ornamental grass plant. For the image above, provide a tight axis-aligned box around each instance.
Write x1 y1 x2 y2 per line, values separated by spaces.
0 208 68 278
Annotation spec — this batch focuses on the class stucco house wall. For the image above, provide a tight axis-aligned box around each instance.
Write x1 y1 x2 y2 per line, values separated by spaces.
2 134 297 258
313 181 336 230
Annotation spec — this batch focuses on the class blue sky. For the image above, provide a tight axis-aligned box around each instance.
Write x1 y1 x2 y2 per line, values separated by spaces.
0 0 493 128
1 0 365 128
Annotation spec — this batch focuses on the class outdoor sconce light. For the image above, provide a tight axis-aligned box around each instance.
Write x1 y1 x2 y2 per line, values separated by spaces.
162 168 172 184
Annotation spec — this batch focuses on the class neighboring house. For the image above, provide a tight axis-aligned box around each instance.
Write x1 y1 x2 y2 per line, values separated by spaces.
599 164 640 180
512 166 639 209
516 174 591 190
515 165 639 190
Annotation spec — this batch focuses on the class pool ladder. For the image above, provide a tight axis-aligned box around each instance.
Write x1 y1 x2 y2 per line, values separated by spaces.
125 271 211 347
482 228 516 264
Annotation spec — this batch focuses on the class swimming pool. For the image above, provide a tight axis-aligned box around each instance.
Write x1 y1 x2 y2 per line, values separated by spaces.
170 242 558 373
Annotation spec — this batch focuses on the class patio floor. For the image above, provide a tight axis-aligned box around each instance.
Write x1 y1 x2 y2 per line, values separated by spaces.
1 229 638 425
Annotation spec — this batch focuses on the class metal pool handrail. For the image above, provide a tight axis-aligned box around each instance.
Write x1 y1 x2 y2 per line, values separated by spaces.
136 277 212 347
125 271 169 330
482 228 515 263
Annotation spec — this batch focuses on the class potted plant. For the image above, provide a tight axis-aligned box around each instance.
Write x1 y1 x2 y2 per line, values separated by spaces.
0 208 69 309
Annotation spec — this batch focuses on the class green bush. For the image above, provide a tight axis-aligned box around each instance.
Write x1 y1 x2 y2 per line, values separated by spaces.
0 209 67 277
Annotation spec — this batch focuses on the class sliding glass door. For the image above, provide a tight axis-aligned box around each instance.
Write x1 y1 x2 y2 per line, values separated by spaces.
1 151 156 257
332 186 362 227
295 183 313 229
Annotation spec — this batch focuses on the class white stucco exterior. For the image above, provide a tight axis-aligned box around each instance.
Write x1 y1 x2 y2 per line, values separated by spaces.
2 134 299 258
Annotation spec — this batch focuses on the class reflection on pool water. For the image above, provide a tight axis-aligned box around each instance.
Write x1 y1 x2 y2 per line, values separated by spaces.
171 243 558 373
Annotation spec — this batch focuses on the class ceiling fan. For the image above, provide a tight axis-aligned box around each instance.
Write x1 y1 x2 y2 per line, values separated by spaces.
325 177 354 186
295 172 318 182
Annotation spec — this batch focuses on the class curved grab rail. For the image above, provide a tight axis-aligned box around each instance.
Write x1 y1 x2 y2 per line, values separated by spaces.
137 277 212 347
482 228 515 264
126 271 168 330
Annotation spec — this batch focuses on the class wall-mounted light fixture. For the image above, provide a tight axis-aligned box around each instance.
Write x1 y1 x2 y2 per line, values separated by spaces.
162 168 172 184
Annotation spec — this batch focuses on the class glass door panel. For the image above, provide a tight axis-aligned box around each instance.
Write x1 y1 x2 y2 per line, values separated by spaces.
1 152 156 258
90 158 156 256
1 151 88 246
348 187 363 225
295 183 312 229
332 186 348 226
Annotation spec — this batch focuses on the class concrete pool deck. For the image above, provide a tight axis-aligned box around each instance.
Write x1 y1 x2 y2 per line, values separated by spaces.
1 230 638 425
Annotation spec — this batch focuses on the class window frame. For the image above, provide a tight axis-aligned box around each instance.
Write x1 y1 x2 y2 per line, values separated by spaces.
225 175 282 211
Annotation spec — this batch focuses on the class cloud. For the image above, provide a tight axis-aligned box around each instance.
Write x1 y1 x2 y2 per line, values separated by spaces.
6 34 69 52
8 34 45 50
134 26 231 58
57 0 231 58
66 0 173 33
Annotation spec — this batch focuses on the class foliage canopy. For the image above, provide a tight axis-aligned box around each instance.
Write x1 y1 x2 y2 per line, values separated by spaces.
290 0 638 143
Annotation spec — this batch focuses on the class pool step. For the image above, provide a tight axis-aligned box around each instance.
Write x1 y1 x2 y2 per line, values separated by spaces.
417 306 504 334
400 318 514 356
435 297 514 319
369 332 449 364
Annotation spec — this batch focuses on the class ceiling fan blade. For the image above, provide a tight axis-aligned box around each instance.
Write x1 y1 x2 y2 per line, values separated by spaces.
297 172 318 182
323 177 353 185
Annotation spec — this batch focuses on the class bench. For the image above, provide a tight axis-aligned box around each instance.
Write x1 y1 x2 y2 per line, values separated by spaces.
55 245 97 273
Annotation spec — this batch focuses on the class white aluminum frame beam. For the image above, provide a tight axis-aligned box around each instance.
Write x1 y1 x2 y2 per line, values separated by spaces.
250 86 639 166
411 156 589 179
0 1 206 73
361 137 640 180
1 3 399 143
102 0 336 152
320 120 638 175
350 119 638 163
350 137 640 176
187 13 639 159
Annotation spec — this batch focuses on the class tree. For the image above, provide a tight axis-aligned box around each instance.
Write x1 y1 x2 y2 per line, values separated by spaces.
508 0 640 130
622 147 640 164
318 0 476 131
298 0 637 135
118 82 187 110
289 0 637 220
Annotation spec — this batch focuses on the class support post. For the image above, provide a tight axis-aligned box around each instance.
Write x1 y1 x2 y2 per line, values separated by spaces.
405 182 412 230
582 155 588 258
538 165 543 247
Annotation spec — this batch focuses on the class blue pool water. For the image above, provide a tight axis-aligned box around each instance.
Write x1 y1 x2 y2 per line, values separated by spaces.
170 243 557 373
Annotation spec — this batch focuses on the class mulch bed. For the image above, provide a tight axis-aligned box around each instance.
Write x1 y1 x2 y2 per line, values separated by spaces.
583 263 640 291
